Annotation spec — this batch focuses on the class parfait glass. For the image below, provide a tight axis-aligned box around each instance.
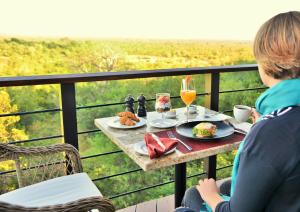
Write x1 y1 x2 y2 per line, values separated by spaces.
155 93 171 123
180 76 196 122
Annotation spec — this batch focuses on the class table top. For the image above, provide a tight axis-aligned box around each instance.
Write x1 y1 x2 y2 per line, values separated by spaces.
94 107 252 171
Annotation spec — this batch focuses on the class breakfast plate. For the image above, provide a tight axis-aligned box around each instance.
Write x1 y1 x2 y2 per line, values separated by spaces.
134 141 176 156
107 117 147 129
176 121 234 140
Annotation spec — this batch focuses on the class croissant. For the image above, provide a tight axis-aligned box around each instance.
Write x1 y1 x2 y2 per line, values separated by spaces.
125 118 135 126
119 116 136 126
117 111 140 122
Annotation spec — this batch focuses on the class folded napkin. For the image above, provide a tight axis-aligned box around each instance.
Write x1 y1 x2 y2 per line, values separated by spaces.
144 132 178 159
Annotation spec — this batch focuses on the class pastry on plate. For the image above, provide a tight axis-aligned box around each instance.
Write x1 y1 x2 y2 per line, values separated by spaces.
119 116 136 126
192 122 217 138
117 111 140 122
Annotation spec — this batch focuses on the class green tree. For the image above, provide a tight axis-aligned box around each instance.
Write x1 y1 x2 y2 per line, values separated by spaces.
0 90 28 143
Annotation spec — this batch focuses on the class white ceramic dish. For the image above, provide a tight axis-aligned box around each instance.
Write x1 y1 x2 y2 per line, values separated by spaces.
149 119 177 128
134 141 176 156
107 117 147 129
165 114 177 119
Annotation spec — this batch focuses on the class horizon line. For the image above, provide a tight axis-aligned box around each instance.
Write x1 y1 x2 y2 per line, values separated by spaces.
0 33 252 43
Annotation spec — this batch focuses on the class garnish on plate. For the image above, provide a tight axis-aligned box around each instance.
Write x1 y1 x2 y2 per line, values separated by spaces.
186 75 192 84
192 122 217 138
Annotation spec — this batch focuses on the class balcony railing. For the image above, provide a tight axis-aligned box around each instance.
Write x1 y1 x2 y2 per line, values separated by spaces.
0 64 266 209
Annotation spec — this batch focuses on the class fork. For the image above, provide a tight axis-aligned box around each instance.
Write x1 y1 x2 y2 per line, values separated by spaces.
167 131 193 151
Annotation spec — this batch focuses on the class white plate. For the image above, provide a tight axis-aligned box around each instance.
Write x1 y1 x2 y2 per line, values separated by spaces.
134 141 176 156
107 117 147 129
149 119 177 128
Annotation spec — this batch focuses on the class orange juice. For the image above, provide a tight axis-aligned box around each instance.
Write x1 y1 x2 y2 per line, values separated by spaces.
180 90 196 105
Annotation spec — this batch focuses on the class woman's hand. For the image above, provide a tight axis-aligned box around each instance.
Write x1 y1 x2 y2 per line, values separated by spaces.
196 178 223 211
251 108 261 123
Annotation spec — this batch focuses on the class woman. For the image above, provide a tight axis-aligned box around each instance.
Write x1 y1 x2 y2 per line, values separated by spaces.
177 11 300 212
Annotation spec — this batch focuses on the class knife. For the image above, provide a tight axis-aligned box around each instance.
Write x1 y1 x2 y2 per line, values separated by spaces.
151 133 166 151
225 121 248 135
234 129 247 135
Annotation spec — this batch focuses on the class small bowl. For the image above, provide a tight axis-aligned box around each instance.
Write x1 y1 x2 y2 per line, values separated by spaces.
166 109 177 118
185 105 197 114
167 109 176 115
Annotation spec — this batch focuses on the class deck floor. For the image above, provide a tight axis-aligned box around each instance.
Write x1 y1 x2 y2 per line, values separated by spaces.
116 178 231 212
117 195 175 212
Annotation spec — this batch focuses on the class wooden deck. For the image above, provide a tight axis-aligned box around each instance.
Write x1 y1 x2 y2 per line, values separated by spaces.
117 178 231 212
117 195 175 212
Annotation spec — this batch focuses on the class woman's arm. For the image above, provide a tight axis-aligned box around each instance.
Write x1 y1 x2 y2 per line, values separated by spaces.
197 154 281 212
197 178 224 212
215 153 282 212
198 121 285 212
251 108 261 123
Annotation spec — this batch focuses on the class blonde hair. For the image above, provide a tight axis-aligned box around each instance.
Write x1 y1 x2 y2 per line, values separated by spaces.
253 11 300 79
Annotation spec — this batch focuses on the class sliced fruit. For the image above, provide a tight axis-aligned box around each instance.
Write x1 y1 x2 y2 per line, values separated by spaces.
186 75 192 84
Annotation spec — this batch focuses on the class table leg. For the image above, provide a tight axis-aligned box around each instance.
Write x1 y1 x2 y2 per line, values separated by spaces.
175 162 186 208
207 155 217 179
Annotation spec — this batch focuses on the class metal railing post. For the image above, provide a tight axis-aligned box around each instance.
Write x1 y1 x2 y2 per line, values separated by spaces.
60 83 79 150
204 73 220 179
175 162 187 207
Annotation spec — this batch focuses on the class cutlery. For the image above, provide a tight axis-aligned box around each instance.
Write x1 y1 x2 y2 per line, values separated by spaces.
224 121 248 135
150 133 166 151
234 130 247 135
166 131 193 151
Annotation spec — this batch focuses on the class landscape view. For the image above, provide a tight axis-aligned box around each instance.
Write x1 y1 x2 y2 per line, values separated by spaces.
0 37 263 208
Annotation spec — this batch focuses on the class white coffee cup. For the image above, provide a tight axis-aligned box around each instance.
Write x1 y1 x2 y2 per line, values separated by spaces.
233 105 252 122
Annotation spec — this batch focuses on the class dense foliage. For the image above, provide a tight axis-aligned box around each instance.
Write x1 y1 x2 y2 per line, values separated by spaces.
0 37 262 209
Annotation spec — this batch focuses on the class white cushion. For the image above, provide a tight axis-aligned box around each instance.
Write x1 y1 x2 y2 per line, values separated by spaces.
0 173 102 207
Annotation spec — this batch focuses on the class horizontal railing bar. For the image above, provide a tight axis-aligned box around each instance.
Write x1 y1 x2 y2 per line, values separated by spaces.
8 135 63 145
0 64 258 87
186 171 207 179
77 129 101 135
216 164 233 170
0 160 67 175
222 109 233 114
2 85 261 118
81 150 123 160
222 104 256 114
0 108 61 118
0 86 262 117
0 86 262 118
76 93 208 110
219 87 267 94
92 168 143 181
109 171 207 199
0 169 16 175
109 179 175 199
77 102 128 110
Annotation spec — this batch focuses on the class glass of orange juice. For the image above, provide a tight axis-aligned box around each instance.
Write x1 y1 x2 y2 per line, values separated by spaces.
180 76 196 122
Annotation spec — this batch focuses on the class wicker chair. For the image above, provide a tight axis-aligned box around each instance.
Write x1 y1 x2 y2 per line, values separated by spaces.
0 143 115 212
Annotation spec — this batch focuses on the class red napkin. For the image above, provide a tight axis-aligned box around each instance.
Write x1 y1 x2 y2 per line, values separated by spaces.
144 132 178 159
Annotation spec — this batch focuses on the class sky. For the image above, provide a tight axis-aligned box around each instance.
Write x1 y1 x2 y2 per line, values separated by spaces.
0 0 299 41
